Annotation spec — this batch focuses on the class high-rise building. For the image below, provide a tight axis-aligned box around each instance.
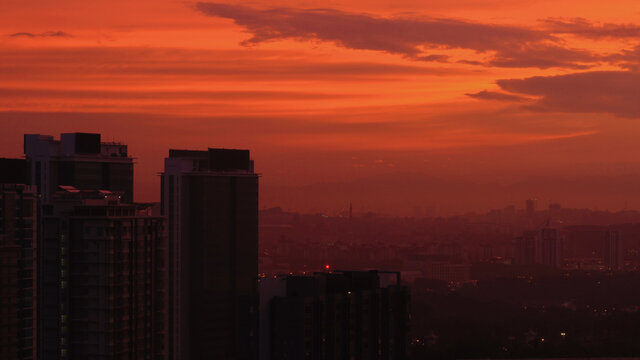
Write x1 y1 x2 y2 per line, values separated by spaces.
162 148 259 360
514 228 563 267
0 159 30 360
24 133 134 203
603 230 623 270
515 231 540 265
0 245 20 359
39 187 166 360
0 169 38 360
540 228 562 268
259 271 409 360
515 228 562 267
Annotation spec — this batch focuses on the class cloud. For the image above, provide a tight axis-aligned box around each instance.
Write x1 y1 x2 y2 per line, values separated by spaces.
195 2 600 69
542 18 640 39
466 90 528 102
0 46 474 84
194 2 548 53
605 45 640 70
495 71 640 119
486 43 597 69
0 87 363 101
9 31 71 38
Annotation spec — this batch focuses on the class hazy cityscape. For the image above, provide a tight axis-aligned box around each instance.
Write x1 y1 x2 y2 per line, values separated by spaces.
2 133 640 359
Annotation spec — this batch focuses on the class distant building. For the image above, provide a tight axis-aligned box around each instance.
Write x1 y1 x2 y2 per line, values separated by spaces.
162 148 259 360
563 226 625 270
260 270 409 360
548 203 562 210
563 226 607 260
515 231 540 265
540 228 562 268
525 199 536 217
603 230 623 270
38 187 166 360
0 181 38 360
24 133 134 202
516 228 562 267
428 262 471 282
479 244 493 261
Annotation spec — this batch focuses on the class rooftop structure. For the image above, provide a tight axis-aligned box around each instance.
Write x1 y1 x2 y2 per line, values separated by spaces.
24 133 134 202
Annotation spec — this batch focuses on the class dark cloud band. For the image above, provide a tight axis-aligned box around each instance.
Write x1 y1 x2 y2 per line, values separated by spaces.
473 71 640 119
9 31 71 38
195 2 617 69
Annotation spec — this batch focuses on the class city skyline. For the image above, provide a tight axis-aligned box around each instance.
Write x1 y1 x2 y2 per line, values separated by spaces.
2 0 640 214
2 131 640 358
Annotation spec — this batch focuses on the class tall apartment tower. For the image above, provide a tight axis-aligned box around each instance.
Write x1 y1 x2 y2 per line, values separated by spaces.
39 187 166 360
162 148 259 360
603 230 623 270
540 228 562 268
515 228 562 268
515 231 540 265
0 244 20 359
24 133 134 203
0 158 38 360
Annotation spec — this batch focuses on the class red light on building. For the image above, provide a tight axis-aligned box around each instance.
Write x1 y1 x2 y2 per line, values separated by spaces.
325 264 331 270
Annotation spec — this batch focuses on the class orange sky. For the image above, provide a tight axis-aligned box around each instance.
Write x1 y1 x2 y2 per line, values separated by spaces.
1 0 639 214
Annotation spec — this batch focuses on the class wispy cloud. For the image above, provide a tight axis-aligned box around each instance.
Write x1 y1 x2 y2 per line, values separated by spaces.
541 18 640 39
605 45 640 70
0 87 363 101
493 71 640 119
195 2 602 69
466 90 528 102
0 46 474 84
9 31 71 38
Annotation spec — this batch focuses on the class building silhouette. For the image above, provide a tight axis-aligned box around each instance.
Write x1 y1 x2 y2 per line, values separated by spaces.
540 228 562 268
515 231 539 265
259 270 409 360
516 228 562 267
162 148 259 360
21 133 164 360
24 133 134 203
39 187 166 360
525 199 536 218
0 160 38 360
564 226 625 270
0 244 20 359
428 262 471 283
603 230 623 270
